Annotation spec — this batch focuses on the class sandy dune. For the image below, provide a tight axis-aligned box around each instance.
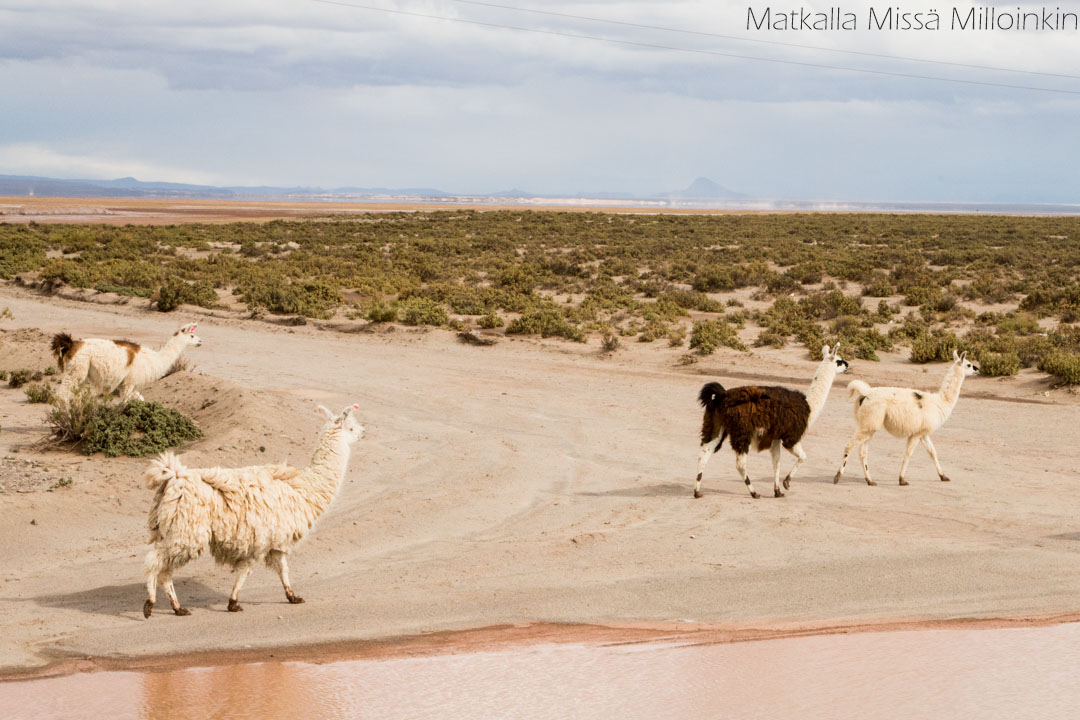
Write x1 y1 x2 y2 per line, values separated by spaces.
1 284 1078 676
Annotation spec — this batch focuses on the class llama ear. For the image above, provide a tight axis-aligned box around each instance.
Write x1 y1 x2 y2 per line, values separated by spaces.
822 344 831 358
831 342 840 358
316 405 334 420
959 351 967 362
953 349 961 362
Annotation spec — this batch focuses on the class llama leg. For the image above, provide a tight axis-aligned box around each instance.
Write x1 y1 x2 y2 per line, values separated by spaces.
897 435 921 486
268 550 304 604
856 433 877 486
143 549 161 618
783 442 806 490
922 436 949 482
736 453 758 499
834 434 861 484
162 571 190 616
770 442 785 497
227 561 256 612
693 437 721 499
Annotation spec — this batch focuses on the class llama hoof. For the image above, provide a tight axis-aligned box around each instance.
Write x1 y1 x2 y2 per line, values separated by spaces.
774 488 785 498
898 478 909 486
940 475 951 482
750 491 760 499
227 600 243 612
173 607 191 616
287 595 305 605
693 490 703 499
782 476 791 490
143 600 154 618
866 479 877 486
833 472 841 484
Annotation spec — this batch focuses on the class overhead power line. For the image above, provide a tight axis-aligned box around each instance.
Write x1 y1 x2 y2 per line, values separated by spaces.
309 0 1080 95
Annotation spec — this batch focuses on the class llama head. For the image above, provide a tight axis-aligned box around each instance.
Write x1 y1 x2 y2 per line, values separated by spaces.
317 403 366 443
175 323 202 347
822 344 850 374
952 349 979 376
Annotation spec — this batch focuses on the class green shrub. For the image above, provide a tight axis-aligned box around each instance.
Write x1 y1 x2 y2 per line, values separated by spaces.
242 280 341 319
156 279 218 312
366 299 398 323
977 351 1022 377
47 386 110 444
1039 352 1080 385
24 383 55 404
689 319 747 355
478 312 504 329
601 333 621 353
81 401 203 457
506 307 585 342
7 369 33 388
909 332 961 363
398 297 449 326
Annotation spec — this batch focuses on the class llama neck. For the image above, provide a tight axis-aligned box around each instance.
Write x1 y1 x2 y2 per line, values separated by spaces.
804 360 838 428
148 335 189 378
300 427 351 514
937 363 967 407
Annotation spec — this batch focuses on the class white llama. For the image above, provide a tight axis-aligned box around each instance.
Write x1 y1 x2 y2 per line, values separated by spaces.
142 404 365 617
834 350 979 486
695 344 849 499
52 323 202 402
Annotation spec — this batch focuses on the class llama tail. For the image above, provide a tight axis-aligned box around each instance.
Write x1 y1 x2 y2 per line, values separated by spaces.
144 451 186 490
51 332 76 370
847 379 872 400
698 382 726 412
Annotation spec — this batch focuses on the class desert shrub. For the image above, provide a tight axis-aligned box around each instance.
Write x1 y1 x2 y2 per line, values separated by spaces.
46 386 110 444
601 333 621 353
904 286 941 307
638 320 670 342
398 296 449 326
81 401 203 457
241 279 341 319
478 311 504 329
977 351 1022 377
755 329 788 348
24 383 55 404
863 277 896 297
7 369 34 388
690 319 747 355
365 299 398 323
1038 352 1080 385
506 307 585 342
0 370 7 381
909 332 961 363
156 279 217 312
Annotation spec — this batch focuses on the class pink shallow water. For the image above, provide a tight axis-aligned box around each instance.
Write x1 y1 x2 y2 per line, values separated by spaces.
3 623 1080 720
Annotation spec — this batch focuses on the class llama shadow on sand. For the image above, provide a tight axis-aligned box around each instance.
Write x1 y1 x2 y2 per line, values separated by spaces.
24 579 220 620
579 481 744 498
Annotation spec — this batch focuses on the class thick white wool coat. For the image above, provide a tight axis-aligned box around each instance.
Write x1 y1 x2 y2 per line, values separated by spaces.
143 406 364 615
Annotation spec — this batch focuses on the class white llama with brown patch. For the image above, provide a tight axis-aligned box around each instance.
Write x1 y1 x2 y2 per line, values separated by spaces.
52 323 202 402
694 344 849 499
834 350 978 486
142 404 364 617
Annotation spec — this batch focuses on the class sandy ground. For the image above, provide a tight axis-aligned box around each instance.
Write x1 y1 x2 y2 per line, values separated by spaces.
1 283 1079 677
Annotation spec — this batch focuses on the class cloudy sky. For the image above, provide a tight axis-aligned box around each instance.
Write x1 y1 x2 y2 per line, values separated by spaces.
0 0 1077 201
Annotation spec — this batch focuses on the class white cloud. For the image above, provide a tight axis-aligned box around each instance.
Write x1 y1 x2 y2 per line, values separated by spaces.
0 143 226 185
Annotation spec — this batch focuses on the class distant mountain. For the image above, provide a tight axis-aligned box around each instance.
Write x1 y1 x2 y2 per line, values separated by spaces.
669 176 747 200
0 173 752 203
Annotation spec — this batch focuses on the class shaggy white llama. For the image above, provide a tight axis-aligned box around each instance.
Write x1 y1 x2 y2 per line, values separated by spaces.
694 344 849 499
142 404 364 617
834 350 978 486
52 323 202 402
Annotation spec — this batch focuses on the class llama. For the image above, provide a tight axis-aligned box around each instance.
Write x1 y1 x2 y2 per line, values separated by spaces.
834 350 978 486
52 323 202 402
142 404 364 617
694 344 849 499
